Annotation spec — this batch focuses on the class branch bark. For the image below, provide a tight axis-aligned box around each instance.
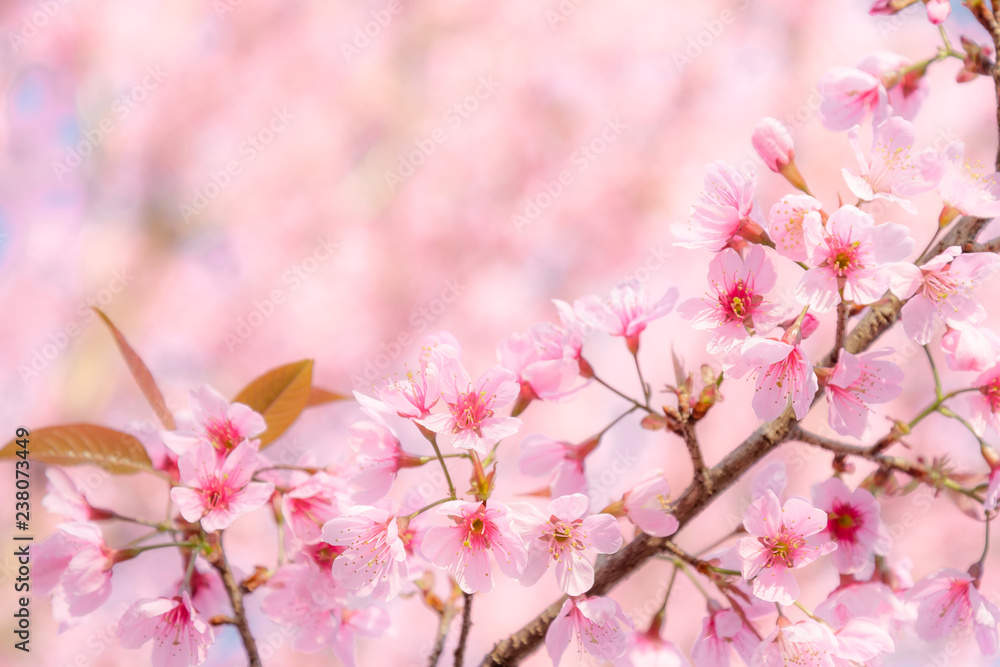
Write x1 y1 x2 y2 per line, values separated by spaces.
210 540 262 667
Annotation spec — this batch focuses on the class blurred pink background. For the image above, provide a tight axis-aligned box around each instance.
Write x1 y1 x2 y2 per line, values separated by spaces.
3 0 1000 665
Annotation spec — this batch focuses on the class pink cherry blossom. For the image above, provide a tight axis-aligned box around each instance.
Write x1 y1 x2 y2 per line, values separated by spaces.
907 568 1000 655
259 564 346 653
967 361 1000 435
841 116 942 213
751 460 788 500
575 278 678 352
420 498 527 593
519 493 623 595
859 52 929 122
796 205 914 312
497 324 589 404
42 467 111 521
752 117 794 172
118 592 214 667
170 440 275 532
691 603 759 666
941 319 1000 372
812 478 890 574
622 631 691 667
937 142 1000 220
678 245 784 354
824 348 903 438
518 434 588 497
730 333 818 422
322 507 410 601
546 596 634 667
348 420 417 503
818 66 888 132
926 0 951 25
673 161 763 252
986 467 1000 511
34 521 120 617
766 194 823 262
623 472 681 537
282 471 344 544
752 616 893 667
738 490 837 605
816 581 914 635
417 361 521 455
892 246 1000 344
353 364 441 421
163 385 266 456
329 606 391 667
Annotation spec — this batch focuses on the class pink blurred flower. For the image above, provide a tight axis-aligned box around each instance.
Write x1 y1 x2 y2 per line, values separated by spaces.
691 603 759 666
861 52 929 122
892 247 1000 344
329 606 391 667
187 558 230 619
766 194 823 262
34 521 120 618
926 0 951 24
170 440 274 532
985 467 1000 511
42 468 112 521
623 631 691 667
938 142 1000 220
730 333 818 422
941 319 1000 372
812 478 890 574
118 592 214 667
420 499 527 593
353 365 441 421
816 581 914 634
678 245 783 354
546 596 634 667
322 507 410 601
417 361 521 455
519 493 623 595
796 205 914 312
283 472 344 544
518 434 588 497
738 490 836 605
967 361 1000 435
163 385 266 456
673 161 763 252
497 324 589 404
907 568 1000 655
623 472 680 537
824 348 903 438
753 616 893 666
818 66 888 132
348 420 420 503
841 116 942 213
260 564 345 653
575 278 678 353
752 117 794 172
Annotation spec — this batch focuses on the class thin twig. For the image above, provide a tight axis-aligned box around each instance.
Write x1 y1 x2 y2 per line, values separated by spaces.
454 593 474 667
680 421 713 493
210 539 262 667
832 301 848 365
429 601 459 667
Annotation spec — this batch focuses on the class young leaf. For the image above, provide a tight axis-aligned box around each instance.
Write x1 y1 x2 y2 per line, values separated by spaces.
233 360 313 448
307 386 351 407
94 308 176 430
0 424 155 474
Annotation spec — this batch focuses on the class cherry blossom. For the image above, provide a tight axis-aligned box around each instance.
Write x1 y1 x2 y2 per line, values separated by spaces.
738 490 837 605
678 245 783 354
282 472 345 544
323 507 410 601
622 632 691 667
575 278 679 353
170 440 275 532
519 493 623 595
348 420 421 503
818 66 888 132
420 499 527 593
752 616 893 667
967 361 1000 435
752 117 794 173
260 564 347 653
941 319 1000 372
672 161 764 252
891 246 1000 344
824 348 903 438
329 606 392 667
926 0 951 24
497 323 590 404
691 602 759 667
417 360 521 455
812 478 890 574
518 434 589 497
862 51 930 122
907 568 1000 656
796 205 914 312
766 194 823 262
841 116 942 213
162 385 266 456
118 592 214 667
623 472 681 537
546 596 634 666
353 365 441 421
730 330 818 422
34 521 122 617
937 141 1000 222
42 468 112 521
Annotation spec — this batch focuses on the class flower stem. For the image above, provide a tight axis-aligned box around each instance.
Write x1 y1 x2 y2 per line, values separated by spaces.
592 374 653 413
210 538 262 667
421 429 457 499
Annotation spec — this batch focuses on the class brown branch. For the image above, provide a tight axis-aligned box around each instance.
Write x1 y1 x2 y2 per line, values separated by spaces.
454 593 474 667
429 600 459 667
680 421 713 493
210 539 262 667
832 301 848 365
963 236 1000 253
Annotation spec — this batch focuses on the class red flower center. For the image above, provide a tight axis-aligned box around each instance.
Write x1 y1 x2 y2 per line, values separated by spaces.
451 390 495 436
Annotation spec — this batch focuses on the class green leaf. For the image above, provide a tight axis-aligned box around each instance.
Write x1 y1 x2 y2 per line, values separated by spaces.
0 424 155 474
95 308 176 430
233 360 313 448
307 386 351 407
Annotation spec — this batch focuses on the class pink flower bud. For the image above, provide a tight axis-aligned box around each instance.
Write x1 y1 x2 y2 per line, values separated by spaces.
752 117 794 172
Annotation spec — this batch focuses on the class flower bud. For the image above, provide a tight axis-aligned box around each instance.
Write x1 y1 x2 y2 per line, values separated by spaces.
752 117 794 172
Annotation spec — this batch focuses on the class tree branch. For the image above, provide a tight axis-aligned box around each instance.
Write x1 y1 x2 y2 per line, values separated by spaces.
210 539 262 667
454 593 474 667
680 421 713 493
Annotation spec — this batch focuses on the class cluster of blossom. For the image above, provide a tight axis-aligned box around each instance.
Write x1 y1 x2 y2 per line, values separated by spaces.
24 7 1000 667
